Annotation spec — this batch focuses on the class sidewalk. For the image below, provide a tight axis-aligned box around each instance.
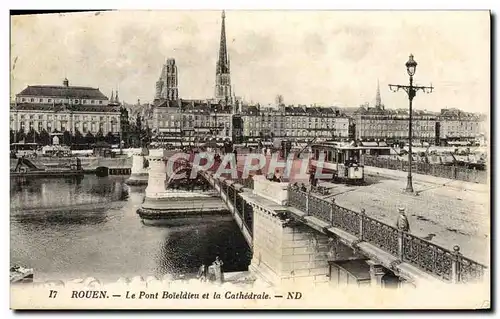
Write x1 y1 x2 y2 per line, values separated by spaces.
364 166 489 193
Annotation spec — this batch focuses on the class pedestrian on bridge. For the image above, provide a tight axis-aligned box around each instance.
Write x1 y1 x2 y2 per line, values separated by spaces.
396 208 410 232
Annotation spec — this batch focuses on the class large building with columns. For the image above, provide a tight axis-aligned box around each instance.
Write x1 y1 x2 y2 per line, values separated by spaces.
10 78 121 136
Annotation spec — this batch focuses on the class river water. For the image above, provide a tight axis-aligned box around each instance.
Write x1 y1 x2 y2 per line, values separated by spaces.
10 175 252 282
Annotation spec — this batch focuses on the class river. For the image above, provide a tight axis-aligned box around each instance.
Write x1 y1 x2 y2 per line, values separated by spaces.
10 175 252 282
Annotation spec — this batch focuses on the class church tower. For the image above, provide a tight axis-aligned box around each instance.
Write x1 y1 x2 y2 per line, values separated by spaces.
375 79 384 110
215 10 232 103
155 58 179 101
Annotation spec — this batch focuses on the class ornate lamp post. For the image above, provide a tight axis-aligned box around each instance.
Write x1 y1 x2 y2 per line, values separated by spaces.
389 54 434 193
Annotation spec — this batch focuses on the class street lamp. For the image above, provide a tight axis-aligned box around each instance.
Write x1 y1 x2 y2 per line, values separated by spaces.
389 54 434 193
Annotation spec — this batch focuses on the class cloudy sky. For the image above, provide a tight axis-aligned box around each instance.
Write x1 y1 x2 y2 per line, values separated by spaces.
11 10 489 114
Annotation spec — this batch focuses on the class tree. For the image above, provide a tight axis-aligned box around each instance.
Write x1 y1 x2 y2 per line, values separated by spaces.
85 131 95 146
16 128 26 143
26 128 37 144
39 129 50 145
74 129 83 145
62 130 72 145
105 132 114 144
136 115 142 134
96 128 104 142
120 107 130 146
141 124 152 146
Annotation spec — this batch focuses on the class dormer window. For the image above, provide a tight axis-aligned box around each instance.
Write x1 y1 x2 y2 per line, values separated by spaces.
99 101 103 105
30 98 34 102
21 98 25 102
75 100 79 104
91 100 95 104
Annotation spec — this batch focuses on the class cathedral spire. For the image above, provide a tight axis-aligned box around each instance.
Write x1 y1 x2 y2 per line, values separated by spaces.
217 10 229 74
110 90 115 103
375 79 383 110
215 10 232 102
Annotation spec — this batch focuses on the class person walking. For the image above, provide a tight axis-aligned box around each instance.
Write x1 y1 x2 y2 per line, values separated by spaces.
396 208 410 232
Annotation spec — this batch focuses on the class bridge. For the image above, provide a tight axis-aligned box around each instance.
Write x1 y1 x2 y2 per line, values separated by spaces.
134 150 488 288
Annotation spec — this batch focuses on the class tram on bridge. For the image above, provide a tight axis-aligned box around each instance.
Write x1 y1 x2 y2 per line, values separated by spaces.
309 142 392 184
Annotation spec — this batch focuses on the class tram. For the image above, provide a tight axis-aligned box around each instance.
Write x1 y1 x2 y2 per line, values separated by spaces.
309 142 392 184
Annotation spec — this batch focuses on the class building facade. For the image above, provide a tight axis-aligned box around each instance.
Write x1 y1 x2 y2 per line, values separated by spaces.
437 108 486 144
352 81 437 144
10 79 121 141
353 108 437 143
241 105 350 141
155 58 179 101
152 99 235 145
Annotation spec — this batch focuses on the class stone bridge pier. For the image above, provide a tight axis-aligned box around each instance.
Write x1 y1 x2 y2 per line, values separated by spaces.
238 176 414 289
144 153 169 200
125 148 150 186
243 177 369 288
248 205 380 288
137 149 229 225
249 205 332 287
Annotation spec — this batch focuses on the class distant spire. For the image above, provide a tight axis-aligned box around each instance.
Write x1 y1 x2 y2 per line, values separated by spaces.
217 10 229 74
215 10 232 102
115 89 120 103
375 79 382 109
110 90 115 102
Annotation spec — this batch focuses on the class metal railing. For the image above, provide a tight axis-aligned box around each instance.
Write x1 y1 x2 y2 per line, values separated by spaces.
363 156 487 184
287 185 487 284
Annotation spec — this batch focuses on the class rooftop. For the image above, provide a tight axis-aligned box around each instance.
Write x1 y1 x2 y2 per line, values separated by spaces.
17 85 108 100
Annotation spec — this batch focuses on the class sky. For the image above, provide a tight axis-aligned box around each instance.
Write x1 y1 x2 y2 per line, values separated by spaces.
10 10 490 114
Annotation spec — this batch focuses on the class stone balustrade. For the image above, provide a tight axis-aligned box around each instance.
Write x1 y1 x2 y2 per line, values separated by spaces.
252 175 289 205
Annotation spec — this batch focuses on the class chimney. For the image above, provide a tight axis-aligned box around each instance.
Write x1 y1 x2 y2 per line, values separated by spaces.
63 78 69 87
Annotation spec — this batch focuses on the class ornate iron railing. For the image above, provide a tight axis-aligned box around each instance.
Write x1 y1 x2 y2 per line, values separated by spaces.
363 155 487 184
308 195 331 222
215 179 254 237
402 232 454 281
233 177 254 190
235 192 244 218
287 187 307 212
243 201 254 236
286 185 487 284
362 215 399 256
333 205 360 237
458 254 486 284
227 184 236 205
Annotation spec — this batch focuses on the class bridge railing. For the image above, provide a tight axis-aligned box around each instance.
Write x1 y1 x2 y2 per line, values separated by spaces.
207 174 253 237
287 185 487 284
362 155 487 184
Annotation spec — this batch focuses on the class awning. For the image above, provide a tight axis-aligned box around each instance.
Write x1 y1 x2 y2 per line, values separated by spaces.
360 142 379 147
245 143 259 147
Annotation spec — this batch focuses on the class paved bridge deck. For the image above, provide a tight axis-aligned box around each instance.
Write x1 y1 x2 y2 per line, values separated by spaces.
317 167 489 265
